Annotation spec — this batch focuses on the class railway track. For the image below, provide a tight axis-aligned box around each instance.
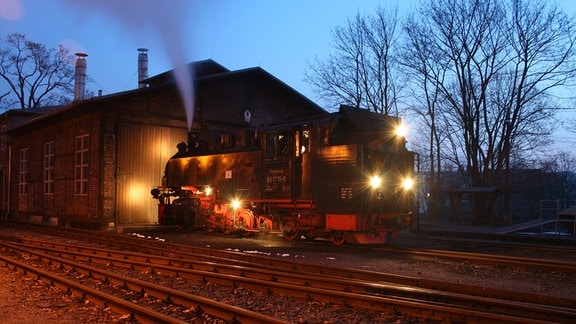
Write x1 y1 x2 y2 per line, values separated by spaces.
399 231 576 260
371 245 576 273
0 240 284 323
0 222 574 323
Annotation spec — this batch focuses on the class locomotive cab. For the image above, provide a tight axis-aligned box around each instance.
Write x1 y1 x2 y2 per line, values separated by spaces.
312 106 417 244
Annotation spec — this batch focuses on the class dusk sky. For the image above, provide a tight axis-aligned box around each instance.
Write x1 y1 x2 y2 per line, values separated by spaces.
1 0 576 149
1 0 412 100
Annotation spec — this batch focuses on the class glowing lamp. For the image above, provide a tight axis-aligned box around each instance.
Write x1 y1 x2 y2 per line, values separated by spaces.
231 199 241 210
370 176 382 189
402 178 414 190
395 123 407 137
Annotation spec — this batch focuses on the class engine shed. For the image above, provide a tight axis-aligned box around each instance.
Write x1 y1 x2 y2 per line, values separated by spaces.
0 58 327 229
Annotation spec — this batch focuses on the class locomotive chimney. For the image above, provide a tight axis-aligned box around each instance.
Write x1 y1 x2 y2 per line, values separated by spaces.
137 48 149 89
74 53 88 101
188 132 200 152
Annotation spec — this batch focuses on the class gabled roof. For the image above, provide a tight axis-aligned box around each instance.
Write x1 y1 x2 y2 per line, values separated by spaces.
5 59 326 133
338 105 400 130
0 105 63 132
141 59 230 88
196 66 326 117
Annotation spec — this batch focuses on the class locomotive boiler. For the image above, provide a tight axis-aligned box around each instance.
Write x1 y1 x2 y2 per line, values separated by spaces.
151 106 418 244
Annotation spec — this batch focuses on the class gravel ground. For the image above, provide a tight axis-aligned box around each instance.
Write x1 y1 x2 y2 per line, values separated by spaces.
0 266 125 323
157 230 576 301
0 227 574 323
0 258 421 324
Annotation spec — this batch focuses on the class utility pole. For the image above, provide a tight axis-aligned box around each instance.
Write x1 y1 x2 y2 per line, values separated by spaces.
503 113 511 225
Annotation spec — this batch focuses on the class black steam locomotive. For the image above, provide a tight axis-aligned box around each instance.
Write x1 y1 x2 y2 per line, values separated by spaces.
151 106 418 244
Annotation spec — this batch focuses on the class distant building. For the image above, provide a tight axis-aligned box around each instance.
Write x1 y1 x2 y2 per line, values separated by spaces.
420 168 575 226
0 59 326 228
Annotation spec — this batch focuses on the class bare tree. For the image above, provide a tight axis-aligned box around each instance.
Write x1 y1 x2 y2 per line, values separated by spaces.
306 5 403 114
402 14 451 218
402 0 576 222
540 151 576 200
0 33 75 109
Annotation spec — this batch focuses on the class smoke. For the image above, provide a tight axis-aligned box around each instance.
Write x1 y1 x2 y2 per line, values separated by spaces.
0 0 24 21
61 0 195 130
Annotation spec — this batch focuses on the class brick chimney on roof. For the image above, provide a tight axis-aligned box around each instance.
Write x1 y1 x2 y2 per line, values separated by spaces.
74 53 88 101
138 48 149 89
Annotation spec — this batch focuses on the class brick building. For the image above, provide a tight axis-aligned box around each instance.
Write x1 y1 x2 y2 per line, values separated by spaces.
1 59 326 228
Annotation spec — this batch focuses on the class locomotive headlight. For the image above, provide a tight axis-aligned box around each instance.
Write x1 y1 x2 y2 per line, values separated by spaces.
231 199 241 210
370 175 382 189
205 186 213 196
402 178 414 190
395 123 407 138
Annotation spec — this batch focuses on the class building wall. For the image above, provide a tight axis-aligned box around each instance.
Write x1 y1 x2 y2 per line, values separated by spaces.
9 111 105 226
0 111 43 217
116 122 187 225
198 70 324 127
110 88 189 225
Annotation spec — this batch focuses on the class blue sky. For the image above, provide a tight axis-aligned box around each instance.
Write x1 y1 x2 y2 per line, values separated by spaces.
1 0 574 101
1 0 410 100
1 0 575 150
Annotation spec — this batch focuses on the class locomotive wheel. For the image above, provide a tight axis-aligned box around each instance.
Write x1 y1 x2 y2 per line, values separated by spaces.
204 217 217 233
303 231 316 241
223 225 234 235
257 217 271 236
222 212 234 235
330 231 346 245
239 210 254 237
281 215 299 241
259 222 270 234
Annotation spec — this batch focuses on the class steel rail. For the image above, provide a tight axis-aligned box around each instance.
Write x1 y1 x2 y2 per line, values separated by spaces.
3 239 573 323
405 232 576 256
0 253 185 324
5 223 576 320
0 243 287 324
372 245 576 273
12 238 576 323
12 222 576 272
13 229 576 310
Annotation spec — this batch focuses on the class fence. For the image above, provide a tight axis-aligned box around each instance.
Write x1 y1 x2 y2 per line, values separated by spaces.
538 200 576 237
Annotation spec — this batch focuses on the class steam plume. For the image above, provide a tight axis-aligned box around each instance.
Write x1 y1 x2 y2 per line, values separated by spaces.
61 0 195 130
0 0 24 21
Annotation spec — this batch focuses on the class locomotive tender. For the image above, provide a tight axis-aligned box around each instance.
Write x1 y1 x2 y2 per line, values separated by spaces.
151 106 418 244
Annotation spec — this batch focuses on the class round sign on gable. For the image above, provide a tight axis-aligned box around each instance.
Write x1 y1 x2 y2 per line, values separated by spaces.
244 109 252 123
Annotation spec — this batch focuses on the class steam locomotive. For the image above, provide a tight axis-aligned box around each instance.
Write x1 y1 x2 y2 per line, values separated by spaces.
151 106 418 244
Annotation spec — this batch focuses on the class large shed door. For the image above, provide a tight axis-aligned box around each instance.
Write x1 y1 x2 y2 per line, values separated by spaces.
116 123 187 225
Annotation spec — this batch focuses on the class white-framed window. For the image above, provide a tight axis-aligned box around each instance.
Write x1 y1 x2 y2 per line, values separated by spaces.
43 141 55 195
19 148 28 195
74 134 89 196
